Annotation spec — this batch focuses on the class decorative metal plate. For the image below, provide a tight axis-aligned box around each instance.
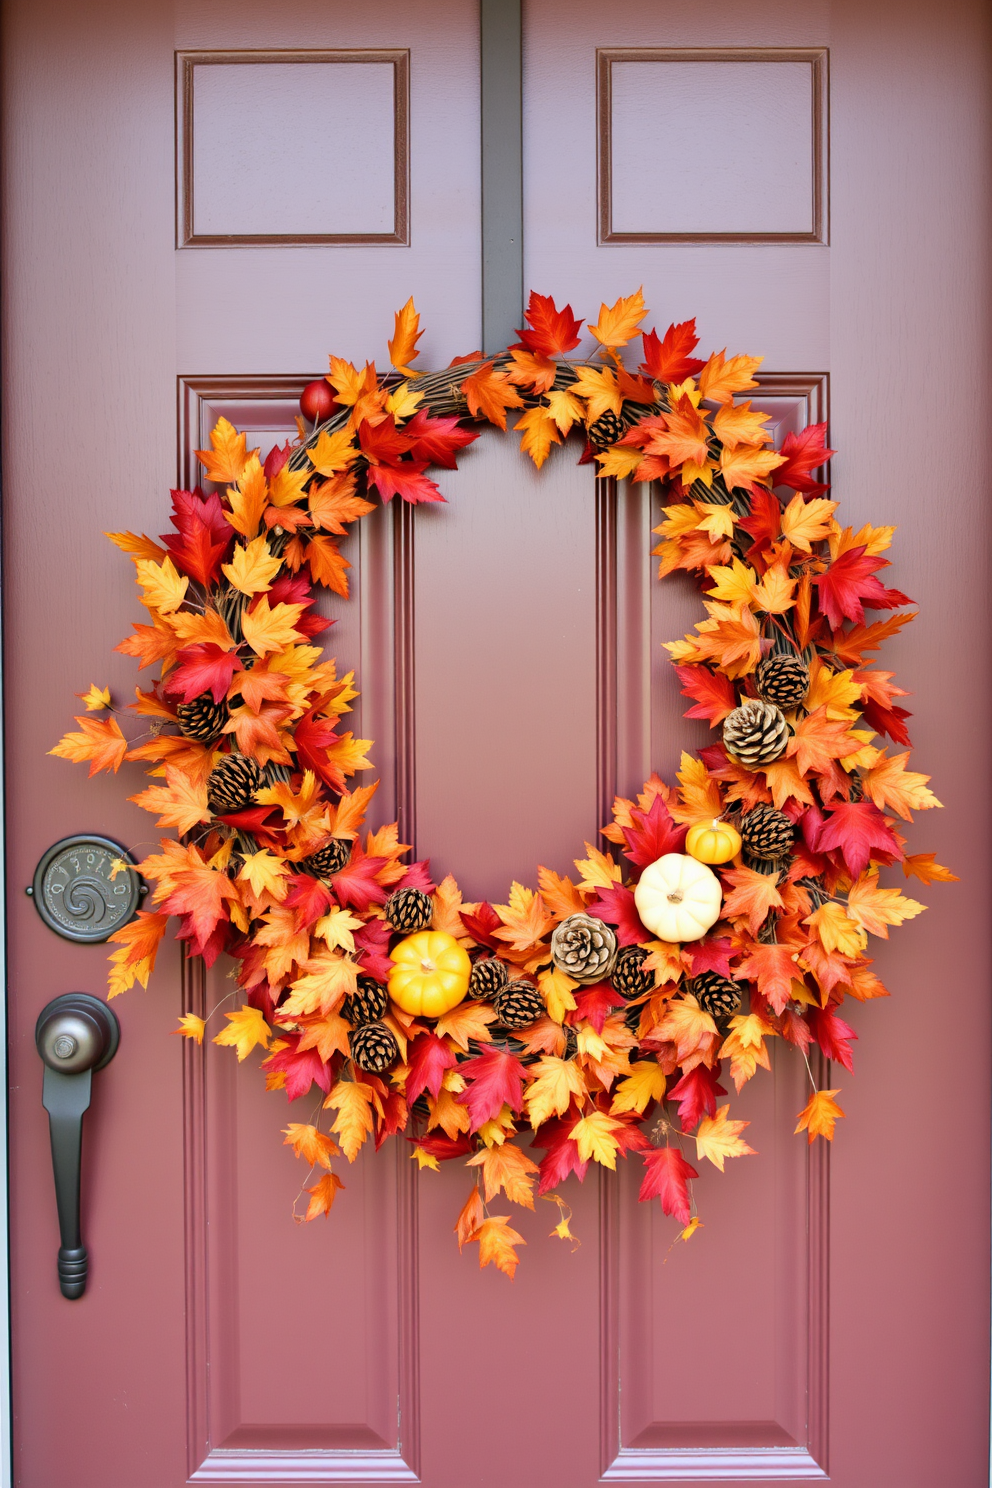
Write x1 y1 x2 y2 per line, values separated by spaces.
30 836 143 943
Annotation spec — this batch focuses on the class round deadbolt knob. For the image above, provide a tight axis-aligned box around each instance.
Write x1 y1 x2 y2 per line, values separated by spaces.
35 994 120 1075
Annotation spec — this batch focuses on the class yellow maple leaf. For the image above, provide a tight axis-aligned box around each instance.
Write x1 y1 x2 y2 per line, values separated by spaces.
780 494 839 552
106 530 169 562
281 949 359 1017
524 1056 587 1127
694 501 737 541
697 350 762 405
476 1215 526 1278
719 1013 777 1092
569 1111 626 1169
492 882 554 952
313 905 365 954
669 751 724 825
609 1060 666 1115
78 683 111 711
221 534 282 595
569 365 621 421
170 609 236 650
711 400 773 449
537 965 578 1022
324 1079 376 1161
212 1006 271 1062
595 445 644 478
307 426 358 477
241 597 307 657
128 766 211 835
795 1088 845 1143
573 843 621 892
387 296 423 375
267 460 310 509
466 1143 539 1207
135 554 188 614
197 416 251 484
845 872 925 939
174 1013 206 1043
516 404 562 468
536 866 587 921
694 1104 756 1171
545 386 585 433
804 900 867 957
588 287 647 349
751 562 796 614
412 1147 440 1171
282 1122 339 1169
805 658 863 719
720 445 786 491
705 557 758 606
237 849 289 902
226 454 269 538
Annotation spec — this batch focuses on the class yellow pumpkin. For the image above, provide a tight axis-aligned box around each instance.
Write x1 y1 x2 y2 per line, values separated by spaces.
685 817 741 865
388 930 472 1018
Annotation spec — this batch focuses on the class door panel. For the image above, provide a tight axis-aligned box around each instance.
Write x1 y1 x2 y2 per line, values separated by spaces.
3 2 990 1487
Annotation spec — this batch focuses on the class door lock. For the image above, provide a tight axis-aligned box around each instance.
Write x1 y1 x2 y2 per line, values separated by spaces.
35 994 120 1299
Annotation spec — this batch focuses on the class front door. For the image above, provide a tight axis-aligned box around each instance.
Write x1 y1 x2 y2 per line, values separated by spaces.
4 1 989 1485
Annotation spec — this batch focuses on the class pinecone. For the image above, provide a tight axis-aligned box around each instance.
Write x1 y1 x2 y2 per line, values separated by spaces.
588 409 627 448
494 981 545 1031
342 975 388 1028
207 752 265 813
384 887 433 933
755 654 810 709
350 1021 400 1074
740 803 795 860
303 838 353 878
561 1023 578 1060
690 971 742 1019
176 693 229 744
722 699 790 768
469 957 508 1001
612 945 654 1001
551 913 618 984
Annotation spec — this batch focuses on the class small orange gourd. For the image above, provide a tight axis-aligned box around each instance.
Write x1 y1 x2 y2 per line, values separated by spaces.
685 817 741 865
388 930 472 1018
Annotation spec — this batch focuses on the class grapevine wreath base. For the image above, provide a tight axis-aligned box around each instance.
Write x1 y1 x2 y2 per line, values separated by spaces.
55 291 953 1277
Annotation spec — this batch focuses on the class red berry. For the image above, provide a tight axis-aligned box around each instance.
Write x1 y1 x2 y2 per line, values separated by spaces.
300 379 337 424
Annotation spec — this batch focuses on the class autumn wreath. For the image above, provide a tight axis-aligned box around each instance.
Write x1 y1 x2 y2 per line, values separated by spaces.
54 291 953 1277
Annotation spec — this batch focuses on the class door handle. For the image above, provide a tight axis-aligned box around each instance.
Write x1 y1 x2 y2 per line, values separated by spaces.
35 994 120 1299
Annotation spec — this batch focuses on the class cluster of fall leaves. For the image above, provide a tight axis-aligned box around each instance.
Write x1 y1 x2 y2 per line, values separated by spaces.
52 291 953 1278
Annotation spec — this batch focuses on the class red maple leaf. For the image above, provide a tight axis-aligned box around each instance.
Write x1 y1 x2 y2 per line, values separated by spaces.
666 1064 727 1131
404 409 479 469
405 1032 457 1104
294 709 348 791
164 642 243 705
686 938 735 978
357 415 412 465
353 918 393 981
284 873 334 932
612 1113 654 1155
261 1033 332 1101
373 1086 409 1147
621 793 688 868
215 804 284 851
860 695 912 747
807 1006 857 1072
533 1115 589 1193
160 487 233 587
456 1047 527 1130
588 884 650 946
567 982 626 1034
639 320 705 382
408 1132 473 1161
674 664 738 726
773 423 836 496
397 859 435 892
813 546 912 629
367 460 445 505
779 1007 812 1053
460 902 502 950
176 912 230 966
815 801 902 877
331 845 390 912
638 1146 699 1223
738 488 782 559
513 291 583 359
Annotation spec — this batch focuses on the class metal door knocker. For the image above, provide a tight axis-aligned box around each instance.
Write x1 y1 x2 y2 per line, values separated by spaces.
28 835 144 942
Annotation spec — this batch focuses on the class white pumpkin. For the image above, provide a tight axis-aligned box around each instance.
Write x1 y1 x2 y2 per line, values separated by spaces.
633 853 723 943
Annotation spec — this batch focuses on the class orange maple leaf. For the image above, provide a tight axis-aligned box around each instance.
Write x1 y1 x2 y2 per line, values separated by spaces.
305 535 351 598
454 1185 485 1250
50 714 128 776
304 1171 345 1220
387 297 423 375
461 362 525 429
466 1143 539 1207
128 765 212 834
697 351 762 405
197 416 251 484
475 1215 526 1278
787 708 862 776
324 1079 376 1161
308 471 375 534
720 865 785 934
795 1089 845 1143
106 910 169 998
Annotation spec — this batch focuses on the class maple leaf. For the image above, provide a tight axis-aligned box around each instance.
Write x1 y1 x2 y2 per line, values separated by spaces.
304 1171 345 1220
197 416 250 484
506 346 558 393
107 529 169 562
294 1011 352 1065
475 1215 526 1279
240 598 306 658
774 422 836 494
222 535 282 596
645 395 709 468
787 707 862 777
173 1013 205 1043
159 854 240 950
697 350 762 405
160 487 233 586
128 765 211 834
813 546 911 629
403 408 478 469
719 1013 777 1091
50 714 128 776
454 1185 485 1250
212 1006 271 1061
902 852 958 886
861 751 941 820
594 445 644 478
532 1116 590 1192
115 617 179 671
610 1061 666 1116
467 1143 540 1207
720 444 785 492
675 664 737 726
846 871 925 938
639 319 704 381
387 296 423 374
106 910 169 997
516 405 562 469
307 426 358 478
687 937 735 978
779 494 838 552
330 847 390 912
803 901 865 958
620 793 687 868
816 800 902 877
281 948 357 1017
638 1146 698 1224
537 965 578 1023
492 882 554 952
461 362 524 429
735 943 796 1015
694 1104 756 1170
457 1047 527 1130
807 1006 857 1072
588 884 649 947
405 1032 457 1104
666 1065 727 1130
654 996 719 1065
524 1056 586 1127
283 1123 340 1169
368 460 446 505
588 287 647 349
514 291 583 358
307 472 374 534
324 1079 377 1161
795 1088 845 1142
570 1111 627 1169
164 642 244 705
712 399 773 450
669 751 724 825
76 683 110 712
435 1000 496 1051
720 865 784 934
535 867 586 921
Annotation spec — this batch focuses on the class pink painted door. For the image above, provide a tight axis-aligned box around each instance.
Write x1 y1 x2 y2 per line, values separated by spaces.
3 1 990 1485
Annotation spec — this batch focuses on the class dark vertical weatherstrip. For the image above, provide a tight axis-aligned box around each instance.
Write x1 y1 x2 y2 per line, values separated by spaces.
480 0 523 353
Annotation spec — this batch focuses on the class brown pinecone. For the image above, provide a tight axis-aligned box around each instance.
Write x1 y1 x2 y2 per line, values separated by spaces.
303 838 353 878
494 981 544 1031
207 752 264 813
551 913 618 984
468 957 508 1001
384 887 433 933
740 803 795 860
690 971 742 1019
755 654 810 709
176 693 229 744
612 945 654 1000
722 699 790 768
350 1021 400 1074
588 409 627 448
342 975 388 1028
